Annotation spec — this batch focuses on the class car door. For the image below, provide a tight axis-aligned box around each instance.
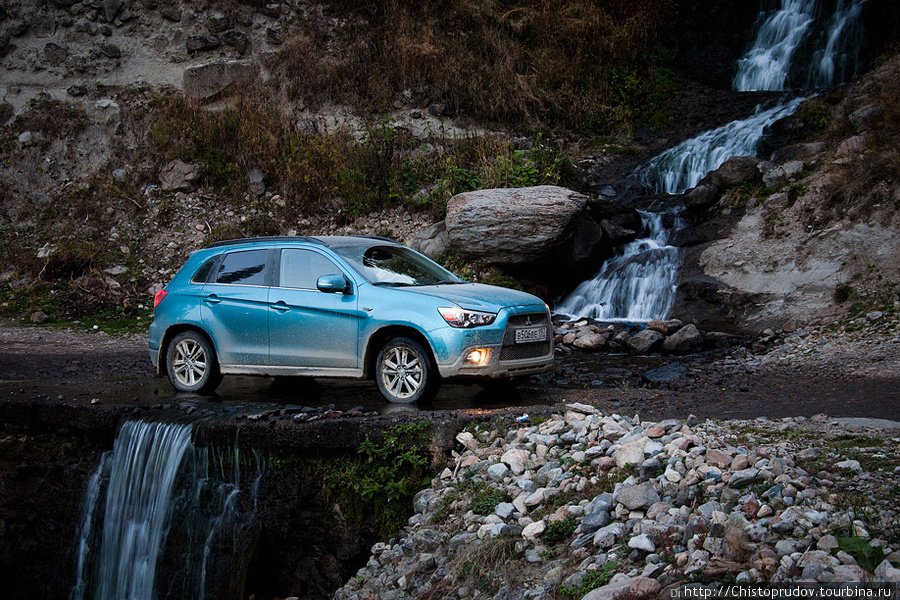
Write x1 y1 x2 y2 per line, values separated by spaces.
200 248 272 366
268 248 360 369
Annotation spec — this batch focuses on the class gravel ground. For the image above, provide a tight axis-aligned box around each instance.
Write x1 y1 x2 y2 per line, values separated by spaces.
0 314 898 420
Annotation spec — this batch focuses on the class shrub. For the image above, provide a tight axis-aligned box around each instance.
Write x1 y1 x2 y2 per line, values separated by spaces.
542 515 577 544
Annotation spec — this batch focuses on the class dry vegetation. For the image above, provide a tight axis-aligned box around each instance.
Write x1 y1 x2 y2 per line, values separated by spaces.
269 0 681 132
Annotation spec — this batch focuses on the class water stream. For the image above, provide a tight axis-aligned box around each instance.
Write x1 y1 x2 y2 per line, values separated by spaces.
72 420 263 600
557 0 868 322
556 212 681 322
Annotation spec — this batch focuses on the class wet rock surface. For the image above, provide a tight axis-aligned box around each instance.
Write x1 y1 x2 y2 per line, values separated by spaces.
335 407 900 600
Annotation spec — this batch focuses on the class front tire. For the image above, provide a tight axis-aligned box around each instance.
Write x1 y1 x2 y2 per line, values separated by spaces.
166 331 222 394
375 337 439 403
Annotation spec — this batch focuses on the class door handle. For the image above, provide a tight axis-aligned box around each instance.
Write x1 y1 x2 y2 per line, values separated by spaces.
204 294 221 304
270 301 290 313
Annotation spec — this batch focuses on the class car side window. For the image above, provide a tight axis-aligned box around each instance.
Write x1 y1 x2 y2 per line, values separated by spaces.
280 249 340 290
215 250 268 285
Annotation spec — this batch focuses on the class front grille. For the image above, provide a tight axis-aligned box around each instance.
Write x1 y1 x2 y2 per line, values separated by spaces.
507 313 549 327
499 312 552 362
499 341 551 361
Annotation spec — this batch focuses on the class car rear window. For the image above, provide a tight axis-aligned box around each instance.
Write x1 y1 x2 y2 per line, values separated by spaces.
215 250 268 285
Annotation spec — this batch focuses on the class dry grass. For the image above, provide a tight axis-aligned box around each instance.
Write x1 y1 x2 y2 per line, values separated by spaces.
269 0 679 133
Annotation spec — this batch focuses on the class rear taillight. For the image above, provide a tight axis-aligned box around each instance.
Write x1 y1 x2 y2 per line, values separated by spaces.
153 289 168 308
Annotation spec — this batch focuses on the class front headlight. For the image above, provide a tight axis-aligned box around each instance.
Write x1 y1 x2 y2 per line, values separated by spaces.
438 307 497 328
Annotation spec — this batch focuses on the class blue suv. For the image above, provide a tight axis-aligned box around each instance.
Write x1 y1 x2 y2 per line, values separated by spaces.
149 236 554 403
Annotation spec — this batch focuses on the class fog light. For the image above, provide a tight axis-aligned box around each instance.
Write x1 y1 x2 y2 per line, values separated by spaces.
466 348 490 366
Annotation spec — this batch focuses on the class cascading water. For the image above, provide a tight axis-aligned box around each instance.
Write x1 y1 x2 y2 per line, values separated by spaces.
557 0 868 322
72 420 263 600
556 212 681 322
636 96 806 195
735 0 867 92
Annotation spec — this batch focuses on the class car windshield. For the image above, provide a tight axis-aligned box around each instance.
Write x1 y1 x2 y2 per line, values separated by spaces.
332 244 462 286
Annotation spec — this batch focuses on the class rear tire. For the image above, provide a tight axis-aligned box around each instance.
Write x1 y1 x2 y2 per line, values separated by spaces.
375 337 439 403
166 331 223 395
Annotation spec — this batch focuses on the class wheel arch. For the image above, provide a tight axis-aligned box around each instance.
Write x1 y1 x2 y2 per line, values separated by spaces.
157 324 217 377
363 325 436 380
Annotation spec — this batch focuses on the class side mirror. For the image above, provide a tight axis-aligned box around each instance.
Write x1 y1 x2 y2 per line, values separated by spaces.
317 274 351 294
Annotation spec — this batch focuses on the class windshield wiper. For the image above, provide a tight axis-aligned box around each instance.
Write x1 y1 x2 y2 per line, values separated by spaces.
372 281 417 287
431 279 465 285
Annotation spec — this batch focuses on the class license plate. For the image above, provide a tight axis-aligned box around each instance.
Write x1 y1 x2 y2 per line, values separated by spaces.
515 326 546 343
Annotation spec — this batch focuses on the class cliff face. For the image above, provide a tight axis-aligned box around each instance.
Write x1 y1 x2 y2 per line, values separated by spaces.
677 53 900 331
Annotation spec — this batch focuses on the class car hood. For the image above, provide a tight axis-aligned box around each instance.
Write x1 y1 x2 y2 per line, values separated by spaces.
399 283 544 313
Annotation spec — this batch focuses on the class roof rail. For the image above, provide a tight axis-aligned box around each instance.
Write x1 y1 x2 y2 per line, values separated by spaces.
205 236 325 249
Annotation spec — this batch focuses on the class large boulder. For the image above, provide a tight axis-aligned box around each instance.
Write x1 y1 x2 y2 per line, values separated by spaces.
445 186 590 265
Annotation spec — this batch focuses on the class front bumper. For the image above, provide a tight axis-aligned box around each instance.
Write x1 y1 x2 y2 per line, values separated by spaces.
436 308 554 380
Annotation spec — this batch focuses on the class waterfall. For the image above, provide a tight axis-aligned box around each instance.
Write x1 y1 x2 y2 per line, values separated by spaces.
557 0 868 322
735 0 868 92
636 96 806 195
72 420 263 600
556 212 681 322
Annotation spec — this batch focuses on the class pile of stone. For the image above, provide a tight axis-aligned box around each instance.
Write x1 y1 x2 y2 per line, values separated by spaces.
335 407 900 600
554 318 728 356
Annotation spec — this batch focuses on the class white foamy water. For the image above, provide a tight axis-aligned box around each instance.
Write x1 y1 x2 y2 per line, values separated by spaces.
556 212 681 322
636 96 806 195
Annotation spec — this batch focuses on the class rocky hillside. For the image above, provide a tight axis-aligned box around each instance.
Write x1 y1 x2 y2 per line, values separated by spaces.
336 407 900 600
0 0 899 332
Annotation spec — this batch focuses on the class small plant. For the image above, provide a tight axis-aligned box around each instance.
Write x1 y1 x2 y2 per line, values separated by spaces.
322 420 434 537
834 284 856 304
558 560 621 599
837 537 885 571
542 516 577 545
470 486 508 516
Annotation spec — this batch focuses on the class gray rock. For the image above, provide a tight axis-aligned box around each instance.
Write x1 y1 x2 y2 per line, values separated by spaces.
642 362 688 385
849 104 883 129
573 331 610 351
98 42 121 58
581 510 611 533
627 329 663 355
614 482 660 511
160 8 182 22
411 529 442 553
159 160 199 191
221 30 251 55
28 191 51 204
410 221 448 260
187 34 221 52
683 184 719 210
248 168 265 196
445 186 591 265
762 160 803 188
727 468 758 488
495 502 515 520
662 324 703 354
44 42 68 65
628 533 656 552
487 462 510 482
592 522 625 549
183 60 259 99
111 168 127 183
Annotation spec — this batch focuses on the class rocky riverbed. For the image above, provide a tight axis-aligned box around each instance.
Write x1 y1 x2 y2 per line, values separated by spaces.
335 407 900 600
